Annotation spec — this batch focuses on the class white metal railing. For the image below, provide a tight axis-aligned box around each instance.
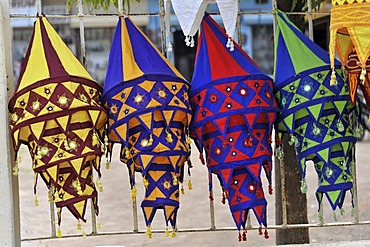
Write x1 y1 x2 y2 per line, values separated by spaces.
1 0 370 245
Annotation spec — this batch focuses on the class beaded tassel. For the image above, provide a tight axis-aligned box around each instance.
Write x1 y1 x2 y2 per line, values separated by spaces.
56 227 62 238
330 68 337 86
146 225 152 239
300 178 308 193
242 229 247 241
167 42 173 52
96 177 103 193
131 185 137 202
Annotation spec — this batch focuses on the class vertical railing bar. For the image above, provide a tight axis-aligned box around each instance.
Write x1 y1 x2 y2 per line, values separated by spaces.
307 0 314 41
236 0 242 47
271 0 288 228
351 113 359 224
118 0 124 15
209 173 216 230
246 213 252 229
78 0 87 68
0 2 21 246
132 197 139 232
36 0 42 14
77 0 97 234
49 187 56 237
159 0 167 56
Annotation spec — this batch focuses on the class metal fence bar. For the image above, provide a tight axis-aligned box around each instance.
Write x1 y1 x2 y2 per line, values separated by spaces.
0 1 21 246
6 0 370 243
20 219 370 242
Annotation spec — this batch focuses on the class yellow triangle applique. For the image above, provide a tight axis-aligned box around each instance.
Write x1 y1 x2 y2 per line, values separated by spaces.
139 80 156 92
140 154 154 170
138 112 153 129
162 110 174 126
148 187 166 200
30 121 46 140
146 98 161 109
164 205 176 221
55 115 70 132
46 165 58 182
143 207 154 221
62 81 80 94
148 170 166 182
70 157 85 175
88 110 102 126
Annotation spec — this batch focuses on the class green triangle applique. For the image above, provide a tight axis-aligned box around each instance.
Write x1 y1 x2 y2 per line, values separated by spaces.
308 104 323 121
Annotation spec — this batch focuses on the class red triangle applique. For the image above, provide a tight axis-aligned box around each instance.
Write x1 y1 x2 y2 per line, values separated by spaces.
218 97 245 113
219 168 233 185
213 117 228 136
247 163 261 180
253 205 265 220
230 191 251 206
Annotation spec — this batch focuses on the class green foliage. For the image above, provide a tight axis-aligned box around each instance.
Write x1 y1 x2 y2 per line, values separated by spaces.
67 0 141 12
291 0 323 11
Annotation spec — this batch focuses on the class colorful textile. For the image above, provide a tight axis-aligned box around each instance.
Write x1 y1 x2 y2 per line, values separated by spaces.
102 17 192 236
329 0 370 108
190 14 278 240
274 11 357 212
8 16 107 228
170 0 238 49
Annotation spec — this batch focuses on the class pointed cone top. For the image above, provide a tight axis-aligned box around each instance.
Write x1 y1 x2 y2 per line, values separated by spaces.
274 11 341 88
190 14 268 95
14 16 95 94
103 17 187 101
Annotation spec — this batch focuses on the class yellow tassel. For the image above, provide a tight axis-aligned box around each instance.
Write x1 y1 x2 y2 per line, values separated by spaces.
12 164 19 176
172 176 178 186
97 221 102 230
125 147 130 158
148 134 153 146
16 156 22 163
34 195 39 207
166 130 173 143
165 227 169 237
171 228 176 238
105 161 110 170
360 67 366 84
368 115 370 123
104 135 109 146
143 177 149 189
188 180 193 190
56 227 62 238
92 132 99 146
181 185 185 195
82 231 87 239
48 191 53 202
330 69 337 86
131 185 137 201
146 225 152 239
76 220 82 231
186 135 192 145
96 177 103 192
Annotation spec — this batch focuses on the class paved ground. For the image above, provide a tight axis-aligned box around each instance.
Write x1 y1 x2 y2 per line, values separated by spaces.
17 133 370 247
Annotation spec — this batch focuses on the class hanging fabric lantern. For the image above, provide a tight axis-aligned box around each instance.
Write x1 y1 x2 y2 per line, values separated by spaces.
275 11 357 215
8 15 108 235
102 16 192 237
329 0 370 107
169 0 238 50
190 14 278 241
